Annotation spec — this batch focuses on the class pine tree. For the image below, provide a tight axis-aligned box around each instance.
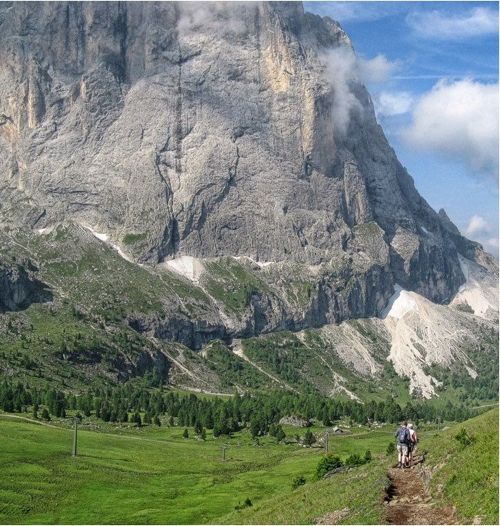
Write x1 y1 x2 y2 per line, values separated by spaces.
154 415 161 427
132 412 142 427
275 426 286 443
303 430 315 446
194 420 203 436
41 408 50 421
183 428 189 439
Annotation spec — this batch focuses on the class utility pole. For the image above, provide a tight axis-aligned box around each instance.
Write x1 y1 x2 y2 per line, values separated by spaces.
324 431 330 455
72 416 80 457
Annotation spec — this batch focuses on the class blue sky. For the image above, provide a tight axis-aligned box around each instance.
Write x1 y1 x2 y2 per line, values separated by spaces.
305 1 499 255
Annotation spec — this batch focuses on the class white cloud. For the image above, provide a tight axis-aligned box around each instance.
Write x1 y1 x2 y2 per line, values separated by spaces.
463 215 498 256
324 49 399 133
358 54 399 84
465 215 491 237
402 79 499 176
375 91 414 117
485 237 499 250
323 47 362 135
306 2 406 23
407 7 498 40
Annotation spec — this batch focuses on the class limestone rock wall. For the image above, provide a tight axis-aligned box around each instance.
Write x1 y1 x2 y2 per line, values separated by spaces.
0 1 489 319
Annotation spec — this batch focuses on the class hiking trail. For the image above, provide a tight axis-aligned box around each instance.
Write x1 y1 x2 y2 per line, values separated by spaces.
385 456 456 525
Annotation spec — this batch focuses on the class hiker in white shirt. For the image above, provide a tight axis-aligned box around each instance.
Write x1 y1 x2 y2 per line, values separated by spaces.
407 423 418 465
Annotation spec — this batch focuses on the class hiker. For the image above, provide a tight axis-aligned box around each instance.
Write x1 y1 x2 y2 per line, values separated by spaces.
407 423 418 465
394 421 410 469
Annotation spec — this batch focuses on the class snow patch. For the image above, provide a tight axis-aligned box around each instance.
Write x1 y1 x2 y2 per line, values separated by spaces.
465 365 478 379
92 231 109 242
234 256 277 268
421 226 431 235
81 225 136 264
36 227 54 235
381 285 418 320
163 256 205 282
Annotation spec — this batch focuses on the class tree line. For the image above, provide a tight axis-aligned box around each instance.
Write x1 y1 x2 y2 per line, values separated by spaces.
0 379 478 436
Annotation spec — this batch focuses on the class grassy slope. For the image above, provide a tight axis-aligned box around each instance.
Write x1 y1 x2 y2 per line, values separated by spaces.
0 410 497 524
0 415 393 525
421 407 499 524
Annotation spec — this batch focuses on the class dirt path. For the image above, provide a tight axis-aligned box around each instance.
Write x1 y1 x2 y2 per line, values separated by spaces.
385 458 456 525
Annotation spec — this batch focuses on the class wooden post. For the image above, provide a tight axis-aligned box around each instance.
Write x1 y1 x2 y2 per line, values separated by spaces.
72 417 78 457
324 431 330 455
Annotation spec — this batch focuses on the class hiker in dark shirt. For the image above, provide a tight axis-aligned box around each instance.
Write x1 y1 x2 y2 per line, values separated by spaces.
394 421 410 468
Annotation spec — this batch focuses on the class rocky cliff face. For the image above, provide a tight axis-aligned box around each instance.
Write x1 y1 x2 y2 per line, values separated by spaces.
0 260 52 312
0 1 493 330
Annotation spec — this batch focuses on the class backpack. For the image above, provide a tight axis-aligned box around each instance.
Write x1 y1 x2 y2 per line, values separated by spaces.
397 427 409 444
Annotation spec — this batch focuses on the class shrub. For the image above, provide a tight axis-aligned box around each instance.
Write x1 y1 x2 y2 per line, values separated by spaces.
303 429 316 446
386 442 396 456
454 428 475 448
292 475 306 490
315 454 343 479
456 302 474 314
234 498 253 510
345 453 364 467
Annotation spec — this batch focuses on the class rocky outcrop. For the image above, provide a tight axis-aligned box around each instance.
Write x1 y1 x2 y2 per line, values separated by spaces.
0 260 52 312
0 1 493 337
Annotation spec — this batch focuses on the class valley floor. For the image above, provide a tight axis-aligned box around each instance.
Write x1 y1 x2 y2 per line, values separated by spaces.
0 408 497 525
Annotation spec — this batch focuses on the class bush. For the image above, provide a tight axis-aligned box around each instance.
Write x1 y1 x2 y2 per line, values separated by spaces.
315 454 343 479
345 453 364 467
41 408 50 421
364 449 372 463
292 475 306 490
456 302 474 314
386 442 396 456
234 497 253 510
454 428 475 448
303 429 316 446
183 428 189 439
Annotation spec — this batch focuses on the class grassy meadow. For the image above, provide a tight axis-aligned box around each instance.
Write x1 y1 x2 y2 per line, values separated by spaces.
0 408 497 524
0 414 393 524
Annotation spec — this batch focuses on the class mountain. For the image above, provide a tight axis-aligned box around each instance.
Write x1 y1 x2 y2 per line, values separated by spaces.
0 1 497 399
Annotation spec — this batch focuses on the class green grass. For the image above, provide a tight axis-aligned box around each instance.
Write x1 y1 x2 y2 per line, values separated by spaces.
122 233 147 245
202 258 271 315
0 415 393 524
421 407 499 524
0 410 497 524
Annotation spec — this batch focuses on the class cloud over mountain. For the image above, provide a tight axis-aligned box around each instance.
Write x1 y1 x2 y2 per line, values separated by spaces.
402 79 499 177
407 7 499 40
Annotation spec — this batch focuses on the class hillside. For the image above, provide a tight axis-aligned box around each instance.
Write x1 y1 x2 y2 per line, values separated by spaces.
218 408 499 524
423 407 499 524
1 224 497 401
0 407 496 524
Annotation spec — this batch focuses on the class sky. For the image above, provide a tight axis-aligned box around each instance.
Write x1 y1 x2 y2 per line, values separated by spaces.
304 1 499 256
